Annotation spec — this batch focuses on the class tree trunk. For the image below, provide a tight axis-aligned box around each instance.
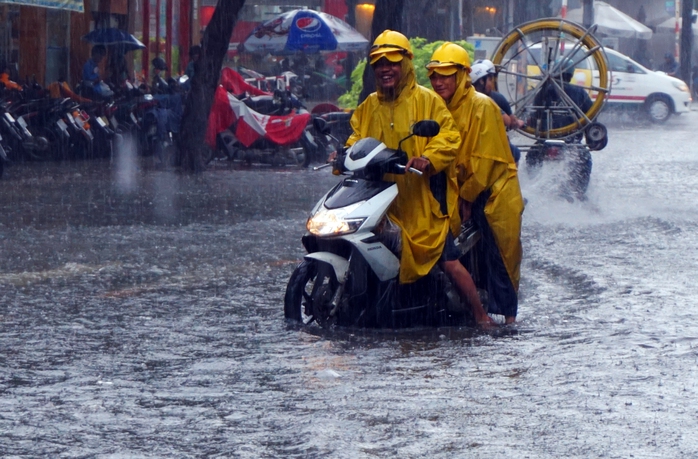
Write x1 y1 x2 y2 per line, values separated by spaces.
680 0 693 85
178 0 246 172
358 0 405 104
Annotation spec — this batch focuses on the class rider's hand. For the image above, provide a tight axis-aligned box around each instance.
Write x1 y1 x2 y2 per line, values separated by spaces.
330 149 346 175
406 155 431 173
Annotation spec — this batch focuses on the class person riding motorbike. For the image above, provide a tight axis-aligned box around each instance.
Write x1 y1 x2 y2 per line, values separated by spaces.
528 57 595 201
427 42 524 324
470 59 522 164
531 57 592 134
344 30 494 327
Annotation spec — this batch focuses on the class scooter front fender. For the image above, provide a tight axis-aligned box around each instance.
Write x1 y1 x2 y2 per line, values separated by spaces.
304 252 349 284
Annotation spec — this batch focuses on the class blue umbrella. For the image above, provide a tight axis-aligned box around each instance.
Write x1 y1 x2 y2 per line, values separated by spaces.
242 9 368 55
82 28 146 52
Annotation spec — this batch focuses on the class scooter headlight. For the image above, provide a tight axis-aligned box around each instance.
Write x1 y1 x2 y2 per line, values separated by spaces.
307 202 366 236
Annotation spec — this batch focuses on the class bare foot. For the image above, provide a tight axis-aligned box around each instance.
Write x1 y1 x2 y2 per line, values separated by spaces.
476 315 498 330
505 316 516 325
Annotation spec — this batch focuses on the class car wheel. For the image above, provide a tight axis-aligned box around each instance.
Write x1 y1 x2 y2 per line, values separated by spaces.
645 96 672 123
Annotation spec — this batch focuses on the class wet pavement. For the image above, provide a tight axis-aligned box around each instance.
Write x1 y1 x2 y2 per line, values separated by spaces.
1 112 698 457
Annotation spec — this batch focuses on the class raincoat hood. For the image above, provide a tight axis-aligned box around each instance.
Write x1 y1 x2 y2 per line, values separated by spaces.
445 67 472 110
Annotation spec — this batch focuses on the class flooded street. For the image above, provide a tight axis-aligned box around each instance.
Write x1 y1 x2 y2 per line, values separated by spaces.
2 111 698 457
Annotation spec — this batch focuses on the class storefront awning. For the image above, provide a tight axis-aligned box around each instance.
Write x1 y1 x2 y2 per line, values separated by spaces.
0 0 84 13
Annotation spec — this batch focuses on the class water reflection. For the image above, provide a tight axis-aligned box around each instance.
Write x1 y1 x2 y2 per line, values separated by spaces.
2 112 698 456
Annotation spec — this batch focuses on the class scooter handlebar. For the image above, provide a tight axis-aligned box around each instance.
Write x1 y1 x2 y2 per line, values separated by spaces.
313 163 332 171
394 164 423 176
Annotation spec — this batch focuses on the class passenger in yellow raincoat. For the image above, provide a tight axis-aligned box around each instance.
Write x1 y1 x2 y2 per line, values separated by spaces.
427 42 524 324
346 31 495 327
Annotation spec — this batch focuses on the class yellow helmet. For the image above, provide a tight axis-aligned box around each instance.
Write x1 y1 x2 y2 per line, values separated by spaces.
426 42 471 76
369 30 413 65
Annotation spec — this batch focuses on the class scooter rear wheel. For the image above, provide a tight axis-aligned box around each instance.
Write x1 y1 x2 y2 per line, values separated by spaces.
26 126 58 161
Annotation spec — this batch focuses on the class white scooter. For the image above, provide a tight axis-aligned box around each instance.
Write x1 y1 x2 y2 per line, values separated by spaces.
284 120 482 329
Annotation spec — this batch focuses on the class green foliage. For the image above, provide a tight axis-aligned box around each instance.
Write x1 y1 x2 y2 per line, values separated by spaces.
337 38 475 109
338 58 366 109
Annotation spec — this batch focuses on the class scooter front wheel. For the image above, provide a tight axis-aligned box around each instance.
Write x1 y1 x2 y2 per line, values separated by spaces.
284 260 338 327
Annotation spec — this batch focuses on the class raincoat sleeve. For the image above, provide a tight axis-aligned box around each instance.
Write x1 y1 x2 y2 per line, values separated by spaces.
420 94 460 174
459 98 514 202
346 96 374 147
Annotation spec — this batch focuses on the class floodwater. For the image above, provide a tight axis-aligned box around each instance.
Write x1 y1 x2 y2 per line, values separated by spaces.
1 112 698 457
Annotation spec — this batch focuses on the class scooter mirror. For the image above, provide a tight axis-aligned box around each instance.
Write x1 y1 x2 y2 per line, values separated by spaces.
412 120 440 138
313 117 330 135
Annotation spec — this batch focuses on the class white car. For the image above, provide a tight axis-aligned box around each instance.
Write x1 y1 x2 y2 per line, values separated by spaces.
603 48 692 123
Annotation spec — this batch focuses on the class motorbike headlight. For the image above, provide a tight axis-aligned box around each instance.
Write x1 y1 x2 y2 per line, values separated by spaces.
307 202 366 236
672 81 689 92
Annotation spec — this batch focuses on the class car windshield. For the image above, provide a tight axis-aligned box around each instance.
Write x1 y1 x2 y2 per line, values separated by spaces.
606 51 646 74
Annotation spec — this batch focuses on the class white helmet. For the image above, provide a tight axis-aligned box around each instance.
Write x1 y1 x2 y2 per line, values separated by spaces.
470 59 496 83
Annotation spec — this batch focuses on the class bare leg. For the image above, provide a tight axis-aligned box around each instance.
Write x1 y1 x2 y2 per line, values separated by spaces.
441 259 496 328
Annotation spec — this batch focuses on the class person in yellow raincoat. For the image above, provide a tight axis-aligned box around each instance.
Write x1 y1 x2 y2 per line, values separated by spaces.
346 30 495 327
426 42 524 324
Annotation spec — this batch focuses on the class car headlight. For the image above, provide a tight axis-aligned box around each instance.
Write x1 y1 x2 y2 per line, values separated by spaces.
307 202 366 236
672 81 689 92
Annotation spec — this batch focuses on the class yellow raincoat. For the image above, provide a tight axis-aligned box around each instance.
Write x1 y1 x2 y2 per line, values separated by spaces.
347 60 461 284
446 71 523 295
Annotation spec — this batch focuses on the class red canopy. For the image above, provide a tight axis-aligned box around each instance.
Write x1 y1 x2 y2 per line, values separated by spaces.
206 85 310 148
219 67 271 97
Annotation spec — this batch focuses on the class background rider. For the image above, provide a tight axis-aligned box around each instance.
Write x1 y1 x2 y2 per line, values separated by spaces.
426 42 524 325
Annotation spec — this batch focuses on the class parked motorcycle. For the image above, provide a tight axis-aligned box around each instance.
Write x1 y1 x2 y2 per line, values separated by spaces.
236 88 339 166
0 131 7 178
0 96 51 161
20 97 74 161
210 68 338 167
209 84 315 167
304 108 353 164
217 124 315 167
284 120 484 329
